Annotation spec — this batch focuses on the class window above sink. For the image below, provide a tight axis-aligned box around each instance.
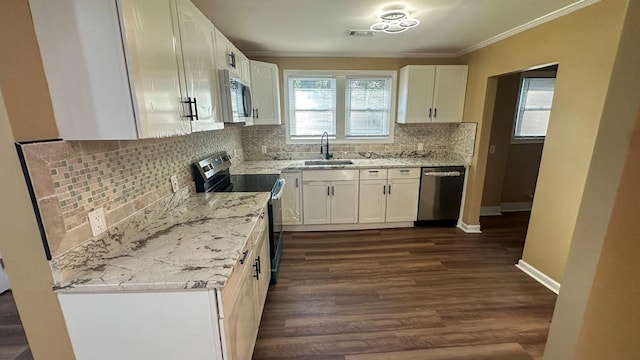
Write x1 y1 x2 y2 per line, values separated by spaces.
284 70 397 144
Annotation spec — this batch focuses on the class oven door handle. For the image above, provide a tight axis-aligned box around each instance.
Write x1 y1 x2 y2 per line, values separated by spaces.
271 179 286 200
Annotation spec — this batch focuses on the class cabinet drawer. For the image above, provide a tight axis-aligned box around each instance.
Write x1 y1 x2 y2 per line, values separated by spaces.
388 168 420 179
303 169 359 181
222 240 254 308
250 206 268 247
359 169 387 180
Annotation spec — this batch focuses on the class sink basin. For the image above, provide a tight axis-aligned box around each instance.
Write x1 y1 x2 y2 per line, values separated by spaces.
304 160 354 166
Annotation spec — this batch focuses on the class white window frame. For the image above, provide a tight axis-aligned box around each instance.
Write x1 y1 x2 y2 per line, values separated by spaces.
284 70 397 144
511 71 556 144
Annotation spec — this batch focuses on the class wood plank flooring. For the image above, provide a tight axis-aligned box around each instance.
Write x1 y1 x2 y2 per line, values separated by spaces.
254 213 557 360
0 291 32 360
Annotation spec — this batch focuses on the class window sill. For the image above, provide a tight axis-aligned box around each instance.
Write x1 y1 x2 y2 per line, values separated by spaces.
511 137 545 144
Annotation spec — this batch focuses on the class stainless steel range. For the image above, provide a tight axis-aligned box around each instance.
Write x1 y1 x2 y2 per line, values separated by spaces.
192 151 284 283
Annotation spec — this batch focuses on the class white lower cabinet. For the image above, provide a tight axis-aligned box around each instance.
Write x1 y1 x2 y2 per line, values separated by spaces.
281 171 302 225
302 170 359 225
358 168 420 223
58 207 270 360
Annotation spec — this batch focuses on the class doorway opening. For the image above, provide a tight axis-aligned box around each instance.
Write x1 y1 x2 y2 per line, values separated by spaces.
480 65 558 218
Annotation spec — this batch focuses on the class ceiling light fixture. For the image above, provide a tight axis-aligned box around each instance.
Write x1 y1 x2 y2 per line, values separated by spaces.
370 9 420 34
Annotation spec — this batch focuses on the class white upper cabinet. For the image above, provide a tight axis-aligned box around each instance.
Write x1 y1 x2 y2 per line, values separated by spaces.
249 60 282 125
214 29 251 85
397 65 468 124
175 0 224 132
29 0 223 140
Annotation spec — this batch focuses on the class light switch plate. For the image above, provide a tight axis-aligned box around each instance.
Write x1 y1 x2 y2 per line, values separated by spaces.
170 175 179 193
261 145 267 154
417 143 424 151
489 144 496 154
88 208 107 237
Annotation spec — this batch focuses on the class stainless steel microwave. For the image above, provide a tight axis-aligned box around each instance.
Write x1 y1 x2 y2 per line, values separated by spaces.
218 69 252 124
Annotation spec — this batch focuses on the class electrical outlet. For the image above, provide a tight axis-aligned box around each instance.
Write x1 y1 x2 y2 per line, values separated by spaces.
261 145 267 154
489 144 496 154
88 208 107 237
170 175 179 193
417 143 424 151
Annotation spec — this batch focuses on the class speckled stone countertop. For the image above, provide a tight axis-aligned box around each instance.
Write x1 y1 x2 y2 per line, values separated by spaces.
53 192 271 293
231 158 468 175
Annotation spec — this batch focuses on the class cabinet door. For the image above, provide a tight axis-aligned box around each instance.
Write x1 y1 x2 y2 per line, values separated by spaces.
397 65 436 123
214 28 232 72
358 180 387 223
238 52 252 85
331 180 359 224
121 0 191 137
223 264 258 360
281 172 302 225
386 179 420 222
302 181 331 225
250 61 282 125
175 0 223 132
432 66 468 123
254 229 270 318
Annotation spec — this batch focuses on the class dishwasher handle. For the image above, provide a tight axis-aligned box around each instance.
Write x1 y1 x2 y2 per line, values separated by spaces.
423 171 462 177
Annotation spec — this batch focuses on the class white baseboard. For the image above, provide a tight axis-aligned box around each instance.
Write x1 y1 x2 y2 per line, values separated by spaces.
480 206 502 216
515 259 561 294
456 221 482 233
501 202 533 212
283 222 414 232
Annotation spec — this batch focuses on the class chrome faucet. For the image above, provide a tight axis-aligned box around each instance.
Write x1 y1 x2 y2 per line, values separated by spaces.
320 131 333 160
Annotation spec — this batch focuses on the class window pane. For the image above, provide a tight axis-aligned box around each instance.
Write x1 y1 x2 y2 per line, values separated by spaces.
515 77 555 138
345 78 391 137
288 77 336 137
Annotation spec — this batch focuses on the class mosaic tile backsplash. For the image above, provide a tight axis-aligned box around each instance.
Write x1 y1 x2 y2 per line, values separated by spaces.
22 121 475 259
22 127 244 257
241 122 477 162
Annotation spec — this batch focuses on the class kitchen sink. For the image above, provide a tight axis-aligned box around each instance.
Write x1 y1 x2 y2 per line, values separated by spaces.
304 160 354 166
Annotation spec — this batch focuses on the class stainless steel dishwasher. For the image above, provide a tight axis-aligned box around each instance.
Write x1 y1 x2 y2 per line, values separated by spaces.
417 167 465 224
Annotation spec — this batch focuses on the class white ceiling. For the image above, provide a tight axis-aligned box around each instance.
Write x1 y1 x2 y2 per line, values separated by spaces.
191 0 597 58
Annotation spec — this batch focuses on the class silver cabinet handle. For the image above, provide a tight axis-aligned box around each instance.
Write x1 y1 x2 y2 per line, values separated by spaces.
383 185 386 195
428 108 432 118
295 177 299 188
327 186 330 196
400 169 410 173
331 186 335 196
369 170 379 173
388 184 391 194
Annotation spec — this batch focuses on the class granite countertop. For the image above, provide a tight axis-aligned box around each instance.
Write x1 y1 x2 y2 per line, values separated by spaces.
231 158 468 175
53 192 271 293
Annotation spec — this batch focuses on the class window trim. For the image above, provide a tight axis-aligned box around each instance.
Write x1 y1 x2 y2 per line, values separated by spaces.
511 71 556 144
284 69 397 144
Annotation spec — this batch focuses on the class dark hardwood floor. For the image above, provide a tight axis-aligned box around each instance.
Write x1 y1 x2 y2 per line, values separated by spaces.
0 291 32 360
254 213 557 360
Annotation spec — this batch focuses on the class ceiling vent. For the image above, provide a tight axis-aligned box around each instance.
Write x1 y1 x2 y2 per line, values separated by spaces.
347 29 375 37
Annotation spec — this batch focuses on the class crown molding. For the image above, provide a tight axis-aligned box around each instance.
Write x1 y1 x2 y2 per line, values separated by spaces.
243 50 457 59
456 0 600 56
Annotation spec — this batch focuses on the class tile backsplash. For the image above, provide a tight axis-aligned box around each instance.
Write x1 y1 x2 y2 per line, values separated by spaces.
21 127 244 258
21 121 476 260
241 122 477 161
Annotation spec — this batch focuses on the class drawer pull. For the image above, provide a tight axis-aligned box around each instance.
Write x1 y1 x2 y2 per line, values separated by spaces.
369 170 379 173
400 169 410 173
239 250 249 264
